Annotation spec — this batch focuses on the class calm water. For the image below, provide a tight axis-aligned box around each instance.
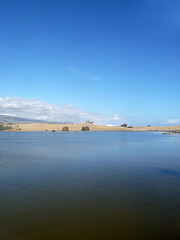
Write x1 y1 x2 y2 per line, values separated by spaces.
0 131 180 240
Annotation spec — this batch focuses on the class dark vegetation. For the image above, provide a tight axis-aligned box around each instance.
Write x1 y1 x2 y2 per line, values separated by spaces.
121 123 133 128
0 124 13 131
121 123 128 127
82 126 90 131
62 126 69 131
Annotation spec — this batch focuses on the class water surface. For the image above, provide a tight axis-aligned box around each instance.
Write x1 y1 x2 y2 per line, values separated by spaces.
0 131 180 240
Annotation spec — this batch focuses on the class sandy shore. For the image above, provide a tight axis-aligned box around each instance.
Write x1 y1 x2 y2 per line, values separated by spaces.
4 123 180 133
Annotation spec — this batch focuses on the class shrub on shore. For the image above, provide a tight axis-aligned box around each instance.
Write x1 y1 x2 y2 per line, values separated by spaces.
62 126 69 131
82 126 90 131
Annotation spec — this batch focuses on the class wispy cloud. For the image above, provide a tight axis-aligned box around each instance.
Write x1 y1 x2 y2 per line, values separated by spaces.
67 67 81 74
166 119 180 125
67 67 101 81
0 97 122 124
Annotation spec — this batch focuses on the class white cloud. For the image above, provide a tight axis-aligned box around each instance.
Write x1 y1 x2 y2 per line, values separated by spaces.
113 114 119 120
166 119 180 125
0 97 122 124
68 67 101 81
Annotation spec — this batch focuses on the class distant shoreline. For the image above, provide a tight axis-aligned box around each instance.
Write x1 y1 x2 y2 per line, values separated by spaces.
1 123 180 134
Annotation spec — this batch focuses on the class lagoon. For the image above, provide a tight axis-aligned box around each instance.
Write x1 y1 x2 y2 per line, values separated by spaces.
0 131 180 240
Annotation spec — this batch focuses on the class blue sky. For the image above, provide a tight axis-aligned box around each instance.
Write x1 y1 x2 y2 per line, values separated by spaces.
0 0 180 125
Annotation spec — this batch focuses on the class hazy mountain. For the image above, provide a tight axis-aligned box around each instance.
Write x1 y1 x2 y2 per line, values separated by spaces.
0 115 72 124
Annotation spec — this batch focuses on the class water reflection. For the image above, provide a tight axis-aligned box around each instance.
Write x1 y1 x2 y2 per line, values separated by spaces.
158 168 180 176
0 131 180 240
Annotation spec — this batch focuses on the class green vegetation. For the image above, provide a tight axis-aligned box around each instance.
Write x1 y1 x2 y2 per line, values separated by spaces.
82 126 90 131
0 124 13 131
62 126 69 131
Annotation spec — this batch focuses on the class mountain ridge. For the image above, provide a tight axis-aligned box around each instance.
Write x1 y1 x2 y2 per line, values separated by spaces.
0 115 72 124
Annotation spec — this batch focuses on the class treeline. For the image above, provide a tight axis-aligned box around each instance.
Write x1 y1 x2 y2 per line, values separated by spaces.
52 126 90 132
0 124 13 131
62 126 90 131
